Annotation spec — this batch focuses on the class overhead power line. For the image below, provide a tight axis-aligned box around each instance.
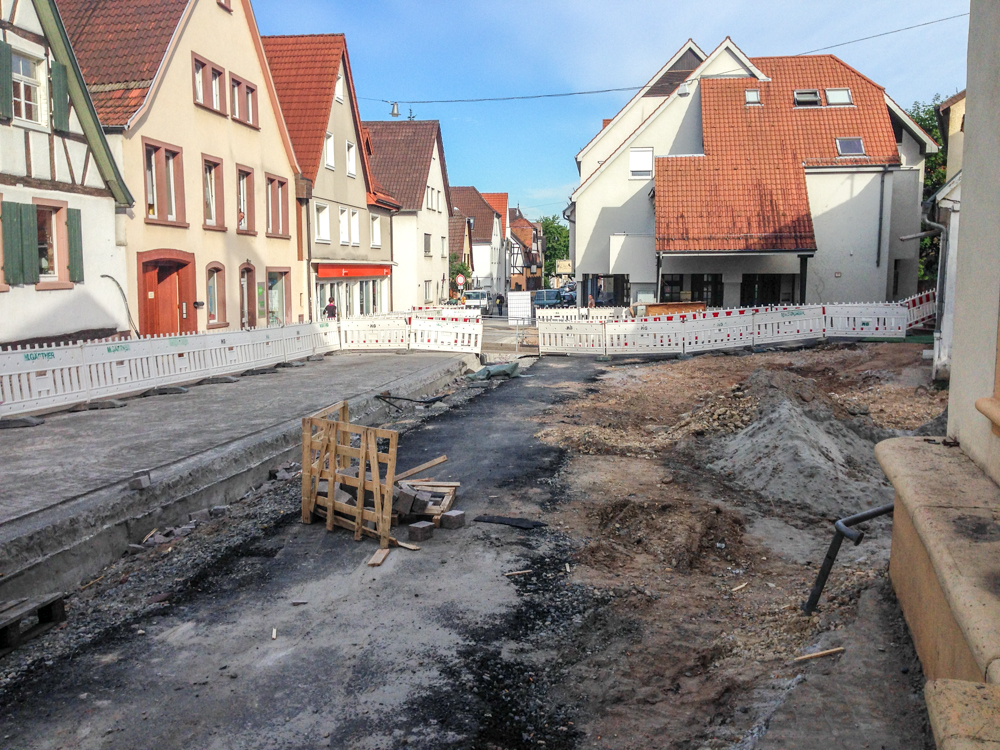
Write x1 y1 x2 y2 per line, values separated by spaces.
361 13 969 107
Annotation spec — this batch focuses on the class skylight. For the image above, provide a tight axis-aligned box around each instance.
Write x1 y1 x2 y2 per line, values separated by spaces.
793 90 821 107
745 89 761 105
826 88 853 106
836 138 865 156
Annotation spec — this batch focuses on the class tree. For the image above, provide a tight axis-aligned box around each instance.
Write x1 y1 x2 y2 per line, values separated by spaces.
538 215 569 289
449 256 471 295
906 96 947 286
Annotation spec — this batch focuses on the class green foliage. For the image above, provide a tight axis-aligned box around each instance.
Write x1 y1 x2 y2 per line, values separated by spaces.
906 96 948 285
449 257 471 294
538 214 569 289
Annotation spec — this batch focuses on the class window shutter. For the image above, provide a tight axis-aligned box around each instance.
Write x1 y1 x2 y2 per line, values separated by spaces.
0 41 12 120
67 208 83 282
1 201 23 285
51 61 69 131
629 147 653 174
20 202 39 284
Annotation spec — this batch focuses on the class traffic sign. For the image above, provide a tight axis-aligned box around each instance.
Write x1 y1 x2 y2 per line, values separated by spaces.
455 274 466 288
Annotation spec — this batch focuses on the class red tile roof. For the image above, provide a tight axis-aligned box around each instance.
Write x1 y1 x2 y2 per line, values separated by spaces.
450 186 498 243
481 192 508 237
57 0 189 126
363 120 451 213
656 54 901 253
449 215 472 270
509 207 540 264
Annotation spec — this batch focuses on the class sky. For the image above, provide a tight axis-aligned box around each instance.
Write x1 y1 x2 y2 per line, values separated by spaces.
255 0 970 221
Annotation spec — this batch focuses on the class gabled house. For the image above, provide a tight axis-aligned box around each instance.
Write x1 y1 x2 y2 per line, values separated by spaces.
0 0 133 347
362 120 452 310
448 212 472 272
481 191 510 291
450 186 501 292
262 34 400 319
509 206 544 291
567 37 937 308
60 0 303 335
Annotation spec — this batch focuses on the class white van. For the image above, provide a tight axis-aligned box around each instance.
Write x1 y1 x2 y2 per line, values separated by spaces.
462 290 491 311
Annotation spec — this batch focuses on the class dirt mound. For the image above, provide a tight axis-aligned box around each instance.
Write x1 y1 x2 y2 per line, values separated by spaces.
709 369 896 518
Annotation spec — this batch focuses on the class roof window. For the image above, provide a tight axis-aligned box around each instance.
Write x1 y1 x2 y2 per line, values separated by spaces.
745 89 761 105
836 138 865 156
793 90 821 107
826 88 853 106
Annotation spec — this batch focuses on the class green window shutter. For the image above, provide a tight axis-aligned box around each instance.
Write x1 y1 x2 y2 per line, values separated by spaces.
19 203 38 285
0 41 11 121
1 201 23 285
51 61 69 131
67 208 83 282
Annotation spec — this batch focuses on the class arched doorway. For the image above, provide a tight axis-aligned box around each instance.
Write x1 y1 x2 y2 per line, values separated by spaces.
239 263 257 329
137 249 197 336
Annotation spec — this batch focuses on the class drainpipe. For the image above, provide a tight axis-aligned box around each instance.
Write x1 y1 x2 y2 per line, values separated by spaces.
921 202 947 335
875 167 889 268
655 252 662 303
305 201 314 322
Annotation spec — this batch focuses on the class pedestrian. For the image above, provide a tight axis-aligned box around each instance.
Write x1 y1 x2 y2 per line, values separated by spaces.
495 293 505 316
324 297 338 320
588 294 596 308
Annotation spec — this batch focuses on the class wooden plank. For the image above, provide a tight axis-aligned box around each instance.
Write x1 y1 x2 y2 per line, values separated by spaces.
353 434 366 541
393 540 420 550
0 594 63 630
395 455 447 481
301 417 314 523
406 481 460 487
367 548 390 567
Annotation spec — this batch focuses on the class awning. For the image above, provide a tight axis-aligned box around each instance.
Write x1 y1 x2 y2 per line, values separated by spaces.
316 263 392 279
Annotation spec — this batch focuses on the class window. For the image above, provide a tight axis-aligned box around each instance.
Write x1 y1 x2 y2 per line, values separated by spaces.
266 269 289 326
335 72 344 103
691 274 723 308
202 156 224 229
217 0 231 9
236 166 254 233
745 89 761 105
441 236 447 258
660 274 682 302
426 186 434 210
315 202 331 242
36 207 56 278
339 207 349 245
793 89 821 107
193 54 226 115
350 209 359 246
229 74 258 127
424 233 432 257
346 141 356 177
265 175 289 237
836 137 865 156
437 190 442 213
324 133 335 169
143 139 185 225
206 263 226 327
629 147 653 179
12 53 42 123
1 201 82 288
825 88 853 106
424 280 432 302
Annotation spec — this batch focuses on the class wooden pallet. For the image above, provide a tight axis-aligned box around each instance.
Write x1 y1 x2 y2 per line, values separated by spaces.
0 594 66 657
401 480 458 516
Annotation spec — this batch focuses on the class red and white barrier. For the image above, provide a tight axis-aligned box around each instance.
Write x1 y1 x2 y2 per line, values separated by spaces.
685 308 756 352
901 291 936 329
606 315 686 355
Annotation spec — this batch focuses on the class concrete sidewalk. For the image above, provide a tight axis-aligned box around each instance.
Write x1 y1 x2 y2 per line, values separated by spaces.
0 350 475 598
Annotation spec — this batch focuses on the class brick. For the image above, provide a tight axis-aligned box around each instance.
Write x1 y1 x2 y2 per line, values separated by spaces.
408 521 434 542
395 485 417 515
440 510 465 529
411 491 432 514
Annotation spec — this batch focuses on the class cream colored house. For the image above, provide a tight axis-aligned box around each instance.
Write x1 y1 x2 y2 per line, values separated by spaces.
0 0 133 346
61 0 302 335
567 38 936 308
263 34 400 320
363 120 452 311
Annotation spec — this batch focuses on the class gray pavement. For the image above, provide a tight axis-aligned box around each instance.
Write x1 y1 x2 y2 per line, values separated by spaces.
0 351 468 526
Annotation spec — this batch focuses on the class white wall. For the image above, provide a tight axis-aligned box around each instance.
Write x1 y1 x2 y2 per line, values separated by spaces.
0 190 126 343
471 242 493 290
946 0 1000 483
886 167 922 299
804 170 892 303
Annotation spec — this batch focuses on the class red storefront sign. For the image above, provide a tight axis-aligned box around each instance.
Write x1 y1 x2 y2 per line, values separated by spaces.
316 264 392 278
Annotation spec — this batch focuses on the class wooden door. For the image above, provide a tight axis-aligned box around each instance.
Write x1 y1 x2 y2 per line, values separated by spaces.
155 264 180 334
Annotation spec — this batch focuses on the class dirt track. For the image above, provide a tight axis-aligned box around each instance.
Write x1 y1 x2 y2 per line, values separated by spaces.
0 344 942 749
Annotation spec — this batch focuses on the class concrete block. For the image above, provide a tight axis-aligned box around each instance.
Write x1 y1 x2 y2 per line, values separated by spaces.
276 360 306 368
241 367 277 376
307 354 325 362
70 399 127 412
0 416 44 429
411 491 433 514
210 505 229 518
408 521 434 542
395 485 417 515
142 386 188 396
926 679 1000 748
198 376 239 385
189 508 211 523
440 510 465 529
128 471 152 490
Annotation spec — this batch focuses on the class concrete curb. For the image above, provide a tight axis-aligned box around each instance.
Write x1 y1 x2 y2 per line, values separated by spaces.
0 353 478 600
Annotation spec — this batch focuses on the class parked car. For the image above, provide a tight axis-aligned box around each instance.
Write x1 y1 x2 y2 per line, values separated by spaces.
560 289 577 305
534 289 563 308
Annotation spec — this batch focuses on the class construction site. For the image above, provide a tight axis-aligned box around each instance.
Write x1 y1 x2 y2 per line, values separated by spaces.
0 334 952 749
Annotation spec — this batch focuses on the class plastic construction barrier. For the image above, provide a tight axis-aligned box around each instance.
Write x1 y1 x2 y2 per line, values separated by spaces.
902 291 936 329
0 342 90 416
339 317 409 350
753 305 826 346
605 315 685 355
535 308 583 323
825 303 906 339
409 317 482 354
507 291 533 327
685 308 755 352
537 321 607 355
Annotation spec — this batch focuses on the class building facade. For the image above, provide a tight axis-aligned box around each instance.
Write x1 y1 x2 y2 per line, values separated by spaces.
509 206 543 291
0 0 133 346
262 34 399 320
567 38 936 308
450 186 501 293
481 191 510 292
61 0 303 336
363 120 451 311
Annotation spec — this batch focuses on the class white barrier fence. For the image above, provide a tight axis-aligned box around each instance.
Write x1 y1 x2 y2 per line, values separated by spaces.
0 316 482 417
538 293 935 357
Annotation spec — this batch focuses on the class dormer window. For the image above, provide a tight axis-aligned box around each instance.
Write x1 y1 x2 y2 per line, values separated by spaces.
745 89 761 105
793 89 821 107
825 88 853 106
836 137 865 156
